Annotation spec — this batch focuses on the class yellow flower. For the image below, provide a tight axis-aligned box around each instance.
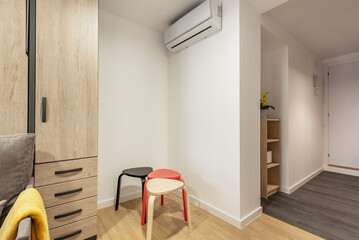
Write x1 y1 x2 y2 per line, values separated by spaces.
261 91 272 108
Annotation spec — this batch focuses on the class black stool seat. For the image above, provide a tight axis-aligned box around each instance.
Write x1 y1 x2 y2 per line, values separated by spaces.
122 167 153 178
115 167 153 211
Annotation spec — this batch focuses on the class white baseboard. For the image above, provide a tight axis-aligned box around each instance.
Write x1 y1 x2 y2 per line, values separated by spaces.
325 165 359 177
173 191 261 229
97 191 142 209
240 207 263 228
281 167 324 194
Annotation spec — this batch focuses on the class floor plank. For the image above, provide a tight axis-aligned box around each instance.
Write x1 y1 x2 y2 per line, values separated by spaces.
262 171 359 240
98 194 323 240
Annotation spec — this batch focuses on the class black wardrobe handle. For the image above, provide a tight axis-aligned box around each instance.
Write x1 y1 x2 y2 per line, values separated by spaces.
54 188 82 197
26 0 29 55
54 230 82 240
54 209 82 219
55 168 83 175
42 97 47 122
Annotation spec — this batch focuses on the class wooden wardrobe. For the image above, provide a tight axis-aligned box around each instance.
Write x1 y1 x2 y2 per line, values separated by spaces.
1 0 99 239
0 0 28 135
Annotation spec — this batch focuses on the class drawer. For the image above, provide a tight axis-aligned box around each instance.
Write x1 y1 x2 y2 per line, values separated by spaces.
50 216 97 240
37 177 97 208
35 157 97 187
47 197 97 229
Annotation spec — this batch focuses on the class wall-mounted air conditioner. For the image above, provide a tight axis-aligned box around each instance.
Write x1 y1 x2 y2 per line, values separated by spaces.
164 0 222 53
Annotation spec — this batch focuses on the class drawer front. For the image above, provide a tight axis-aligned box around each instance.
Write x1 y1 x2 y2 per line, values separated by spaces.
50 216 97 240
35 157 97 187
37 177 97 208
46 197 97 229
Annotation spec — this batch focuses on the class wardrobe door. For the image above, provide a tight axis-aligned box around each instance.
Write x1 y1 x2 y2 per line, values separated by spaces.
35 0 98 163
0 0 28 135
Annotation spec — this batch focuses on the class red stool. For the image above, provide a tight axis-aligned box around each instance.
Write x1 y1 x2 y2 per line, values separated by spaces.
141 169 188 225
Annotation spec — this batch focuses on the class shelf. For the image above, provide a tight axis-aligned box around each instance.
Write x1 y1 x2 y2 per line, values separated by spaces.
267 184 280 197
261 118 281 199
267 163 280 169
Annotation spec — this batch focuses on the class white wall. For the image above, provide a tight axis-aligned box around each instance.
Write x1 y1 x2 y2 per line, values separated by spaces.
261 45 290 189
261 46 288 120
168 0 262 228
168 0 241 227
262 14 324 193
98 10 168 208
239 0 262 226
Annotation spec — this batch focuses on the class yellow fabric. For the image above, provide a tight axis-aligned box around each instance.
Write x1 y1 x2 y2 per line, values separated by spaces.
0 188 50 240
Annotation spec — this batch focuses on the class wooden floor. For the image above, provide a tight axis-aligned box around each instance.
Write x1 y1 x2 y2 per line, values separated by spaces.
262 171 359 240
98 194 323 240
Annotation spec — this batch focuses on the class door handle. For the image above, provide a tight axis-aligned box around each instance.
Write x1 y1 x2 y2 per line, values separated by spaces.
54 209 82 219
55 168 83 175
42 97 47 122
54 188 83 197
54 230 82 240
26 0 29 56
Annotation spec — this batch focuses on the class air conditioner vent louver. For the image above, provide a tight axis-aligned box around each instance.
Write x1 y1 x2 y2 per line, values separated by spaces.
164 0 222 53
171 26 212 50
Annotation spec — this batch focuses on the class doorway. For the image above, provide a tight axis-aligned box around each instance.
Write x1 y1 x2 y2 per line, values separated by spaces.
328 61 359 171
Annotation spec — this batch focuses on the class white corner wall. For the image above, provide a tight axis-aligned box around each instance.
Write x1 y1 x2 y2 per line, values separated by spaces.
262 14 324 193
168 0 262 228
98 0 264 229
239 0 262 227
98 10 169 208
168 0 241 227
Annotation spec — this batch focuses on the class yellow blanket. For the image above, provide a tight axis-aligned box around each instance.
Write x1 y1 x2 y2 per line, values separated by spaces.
0 188 50 240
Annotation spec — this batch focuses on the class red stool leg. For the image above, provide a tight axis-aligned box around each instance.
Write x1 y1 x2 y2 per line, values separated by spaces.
141 180 149 225
179 178 188 222
161 195 164 205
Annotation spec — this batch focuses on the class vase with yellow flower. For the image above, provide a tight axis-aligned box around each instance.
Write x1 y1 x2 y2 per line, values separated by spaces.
260 91 275 119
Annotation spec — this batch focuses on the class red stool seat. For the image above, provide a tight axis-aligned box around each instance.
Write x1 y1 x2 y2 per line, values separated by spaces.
141 169 188 225
148 169 181 180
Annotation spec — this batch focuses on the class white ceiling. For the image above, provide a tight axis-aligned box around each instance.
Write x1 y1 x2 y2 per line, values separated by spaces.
100 0 204 32
249 0 288 14
268 0 359 59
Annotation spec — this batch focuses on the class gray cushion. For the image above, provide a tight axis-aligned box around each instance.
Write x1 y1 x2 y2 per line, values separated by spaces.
0 134 35 226
0 200 6 216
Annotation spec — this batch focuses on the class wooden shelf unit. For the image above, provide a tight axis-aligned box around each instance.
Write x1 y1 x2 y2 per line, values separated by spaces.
267 163 280 169
267 184 280 197
261 119 281 199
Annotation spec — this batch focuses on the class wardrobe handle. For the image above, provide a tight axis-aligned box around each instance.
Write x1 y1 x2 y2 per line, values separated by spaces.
54 188 82 197
55 168 83 175
54 230 82 240
54 209 82 219
26 0 29 55
41 97 47 122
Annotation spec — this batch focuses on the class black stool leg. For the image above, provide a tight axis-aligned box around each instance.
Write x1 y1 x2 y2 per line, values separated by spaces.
141 177 146 201
141 177 147 223
115 173 124 211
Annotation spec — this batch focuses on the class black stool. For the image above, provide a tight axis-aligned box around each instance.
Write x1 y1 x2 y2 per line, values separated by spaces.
115 167 153 211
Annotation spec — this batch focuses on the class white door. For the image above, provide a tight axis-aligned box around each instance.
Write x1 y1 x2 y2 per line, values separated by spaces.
329 61 359 170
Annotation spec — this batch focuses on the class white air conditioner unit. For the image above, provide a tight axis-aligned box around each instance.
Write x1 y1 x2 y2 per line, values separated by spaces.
164 0 222 53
